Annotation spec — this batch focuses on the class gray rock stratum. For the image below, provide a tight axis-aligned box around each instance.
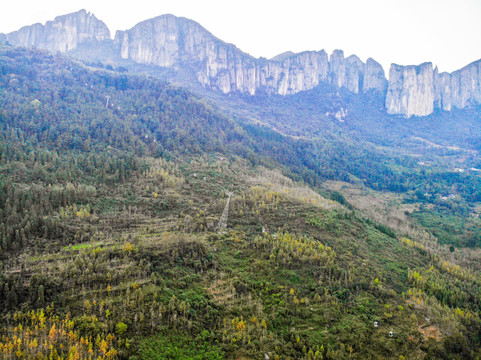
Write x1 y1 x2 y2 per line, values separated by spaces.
386 60 481 117
386 63 435 117
435 60 481 112
1 9 110 53
2 10 480 117
113 14 387 96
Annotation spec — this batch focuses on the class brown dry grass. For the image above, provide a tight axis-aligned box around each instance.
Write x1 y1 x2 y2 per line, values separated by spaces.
249 167 342 211
323 180 423 238
321 180 481 272
418 325 443 342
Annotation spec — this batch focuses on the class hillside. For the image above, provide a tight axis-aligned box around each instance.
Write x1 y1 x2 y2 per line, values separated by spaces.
1 45 481 360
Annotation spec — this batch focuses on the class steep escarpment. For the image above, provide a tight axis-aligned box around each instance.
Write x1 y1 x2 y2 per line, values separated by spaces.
386 63 435 117
3 10 480 118
113 13 480 117
435 60 481 111
1 9 110 53
0 11 389 98
113 15 387 96
386 60 481 117
363 58 388 93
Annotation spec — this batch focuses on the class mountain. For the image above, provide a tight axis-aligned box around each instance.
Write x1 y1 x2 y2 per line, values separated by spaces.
386 60 481 117
2 10 480 118
0 9 110 53
113 15 387 96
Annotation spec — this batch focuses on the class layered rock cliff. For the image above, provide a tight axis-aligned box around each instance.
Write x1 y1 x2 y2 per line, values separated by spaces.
3 10 480 117
2 9 110 53
111 13 479 116
386 60 481 117
386 63 435 117
0 11 387 97
435 60 481 111
113 15 387 96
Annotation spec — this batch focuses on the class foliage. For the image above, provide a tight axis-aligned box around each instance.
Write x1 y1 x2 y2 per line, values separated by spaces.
0 46 481 360
0 310 119 359
136 332 225 360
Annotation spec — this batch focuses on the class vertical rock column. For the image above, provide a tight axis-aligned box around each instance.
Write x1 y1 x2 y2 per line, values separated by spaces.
386 63 435 117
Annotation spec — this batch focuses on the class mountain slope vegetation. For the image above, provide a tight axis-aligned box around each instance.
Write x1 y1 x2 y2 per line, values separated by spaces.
1 45 481 360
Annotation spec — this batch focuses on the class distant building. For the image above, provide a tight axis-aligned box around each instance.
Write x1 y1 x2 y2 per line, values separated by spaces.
441 194 457 200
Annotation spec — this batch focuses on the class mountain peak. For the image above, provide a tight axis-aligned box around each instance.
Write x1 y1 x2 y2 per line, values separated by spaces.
271 51 297 62
54 8 88 20
385 59 481 116
3 9 110 53
4 10 480 117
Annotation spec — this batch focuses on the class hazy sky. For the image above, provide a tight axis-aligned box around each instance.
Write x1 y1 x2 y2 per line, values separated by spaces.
1 0 480 73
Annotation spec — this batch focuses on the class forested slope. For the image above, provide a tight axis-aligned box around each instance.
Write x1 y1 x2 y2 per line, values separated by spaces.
1 45 481 359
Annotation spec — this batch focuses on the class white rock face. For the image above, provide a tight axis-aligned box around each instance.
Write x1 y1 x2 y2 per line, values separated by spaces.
114 15 387 96
329 50 347 89
434 69 451 111
3 10 110 53
364 58 388 93
386 63 435 117
448 60 481 109
387 59 481 116
259 51 329 95
3 11 389 99
10 11 481 117
327 51 368 94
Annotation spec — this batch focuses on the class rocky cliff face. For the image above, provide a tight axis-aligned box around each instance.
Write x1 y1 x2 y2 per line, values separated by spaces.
2 11 387 97
4 10 480 117
386 60 481 117
435 60 481 111
113 15 387 96
386 63 435 117
363 58 388 93
113 13 478 117
2 9 110 53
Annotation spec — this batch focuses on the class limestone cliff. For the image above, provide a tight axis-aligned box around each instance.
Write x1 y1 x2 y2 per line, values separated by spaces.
363 58 388 93
5 10 481 118
328 50 365 93
386 63 435 117
2 9 110 53
435 60 481 111
2 11 387 97
113 15 387 96
387 60 481 117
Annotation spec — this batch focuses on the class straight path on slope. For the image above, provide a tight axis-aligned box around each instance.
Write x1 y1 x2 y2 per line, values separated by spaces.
216 191 233 233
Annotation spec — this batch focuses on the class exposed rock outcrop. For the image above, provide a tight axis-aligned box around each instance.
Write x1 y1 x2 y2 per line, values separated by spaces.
386 60 481 117
2 9 110 53
386 63 435 117
363 58 388 93
113 15 387 96
4 10 480 118
435 60 481 111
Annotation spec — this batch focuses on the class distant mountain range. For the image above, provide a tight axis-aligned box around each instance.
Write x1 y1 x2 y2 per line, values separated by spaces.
1 9 480 117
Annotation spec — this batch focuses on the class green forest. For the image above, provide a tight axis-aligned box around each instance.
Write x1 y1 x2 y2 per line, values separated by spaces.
1 45 481 359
